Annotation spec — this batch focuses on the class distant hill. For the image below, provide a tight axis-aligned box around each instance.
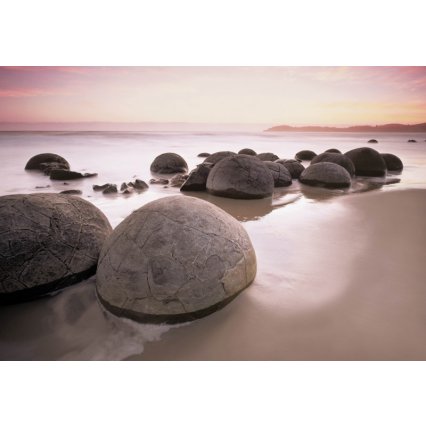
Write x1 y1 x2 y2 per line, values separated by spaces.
265 123 426 132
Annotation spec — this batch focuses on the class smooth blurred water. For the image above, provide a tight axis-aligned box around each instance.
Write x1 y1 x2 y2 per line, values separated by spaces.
1 131 426 360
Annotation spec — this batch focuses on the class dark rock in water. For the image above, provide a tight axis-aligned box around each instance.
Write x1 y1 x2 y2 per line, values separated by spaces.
96 195 256 324
102 184 118 194
203 151 236 165
150 178 169 185
25 153 70 171
299 162 351 189
206 154 274 199
181 163 213 191
35 185 50 189
344 147 387 177
122 188 134 194
93 183 112 191
120 182 128 191
263 161 292 187
311 152 355 176
150 152 188 174
275 159 305 179
40 161 70 175
257 152 279 161
169 174 189 187
408 139 417 143
0 193 112 304
381 153 403 171
325 148 341 154
60 190 82 195
197 152 211 158
238 148 257 156
368 139 378 144
132 179 149 190
50 170 84 180
295 150 317 161
83 172 97 178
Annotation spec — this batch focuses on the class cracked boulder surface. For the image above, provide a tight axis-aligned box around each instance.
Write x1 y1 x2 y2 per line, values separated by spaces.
96 195 257 324
206 154 274 199
25 153 70 171
263 161 292 187
299 162 351 189
311 152 355 176
0 193 112 304
203 151 236 166
150 153 188 174
275 159 305 179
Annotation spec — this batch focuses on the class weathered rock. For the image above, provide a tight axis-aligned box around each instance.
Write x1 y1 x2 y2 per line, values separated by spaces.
408 139 417 143
257 152 279 161
93 183 112 191
149 178 169 185
238 148 257 156
206 154 274 199
60 190 82 195
0 193 112 304
295 150 317 161
275 159 305 179
368 139 378 144
311 152 355 176
381 153 403 171
129 179 149 191
197 152 211 158
40 162 70 175
325 148 341 154
150 153 188 174
102 184 118 194
203 151 236 165
181 163 213 191
25 153 70 171
169 174 189 187
49 170 97 180
263 161 292 187
344 147 387 177
96 196 256 323
299 162 351 189
120 182 128 191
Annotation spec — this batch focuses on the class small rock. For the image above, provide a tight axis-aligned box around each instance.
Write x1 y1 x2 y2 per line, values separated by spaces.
150 178 169 185
181 163 213 191
368 139 378 144
408 139 417 143
102 184 118 194
132 179 149 190
35 185 50 189
197 152 211 158
169 174 188 187
60 190 82 195
93 184 112 191
120 182 128 191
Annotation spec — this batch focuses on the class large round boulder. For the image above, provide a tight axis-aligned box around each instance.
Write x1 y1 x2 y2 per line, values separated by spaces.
238 148 257 156
295 150 317 161
150 153 188 174
206 154 274 199
96 196 257 323
299 162 351 189
0 194 112 304
25 153 70 171
311 152 355 176
257 152 279 161
203 151 236 166
381 153 403 172
263 161 292 187
275 159 305 179
344 147 387 177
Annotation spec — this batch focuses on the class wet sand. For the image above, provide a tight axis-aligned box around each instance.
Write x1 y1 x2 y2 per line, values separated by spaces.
132 189 426 360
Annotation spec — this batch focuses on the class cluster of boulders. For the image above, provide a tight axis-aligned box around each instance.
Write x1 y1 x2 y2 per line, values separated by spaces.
147 146 402 197
93 179 149 195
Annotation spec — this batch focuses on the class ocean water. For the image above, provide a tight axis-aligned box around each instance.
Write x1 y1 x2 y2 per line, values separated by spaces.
1 130 426 360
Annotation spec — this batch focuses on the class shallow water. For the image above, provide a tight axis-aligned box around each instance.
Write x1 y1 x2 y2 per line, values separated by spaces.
1 130 426 360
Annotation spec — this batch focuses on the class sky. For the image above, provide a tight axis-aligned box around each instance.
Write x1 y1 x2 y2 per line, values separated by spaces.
0 66 425 130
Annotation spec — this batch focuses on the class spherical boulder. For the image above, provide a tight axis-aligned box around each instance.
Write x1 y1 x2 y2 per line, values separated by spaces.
381 153 403 171
311 152 355 176
0 193 112 304
197 152 210 158
275 159 305 179
25 153 70 171
263 161 292 187
206 154 274 199
344 147 387 177
299 162 351 189
96 196 257 323
295 150 317 161
325 148 341 154
150 153 188 174
203 151 236 166
238 148 257 156
257 152 279 161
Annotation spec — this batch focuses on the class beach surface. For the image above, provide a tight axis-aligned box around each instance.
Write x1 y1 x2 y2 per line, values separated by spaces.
0 130 425 360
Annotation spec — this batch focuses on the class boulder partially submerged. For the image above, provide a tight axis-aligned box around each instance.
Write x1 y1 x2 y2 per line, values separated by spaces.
299 162 351 189
150 153 188 174
25 153 70 171
0 193 112 304
344 147 387 177
275 159 305 179
181 163 213 191
263 161 292 187
238 148 257 156
295 150 317 161
96 196 257 323
203 151 236 166
311 152 355 176
206 154 274 199
257 152 279 161
381 153 403 172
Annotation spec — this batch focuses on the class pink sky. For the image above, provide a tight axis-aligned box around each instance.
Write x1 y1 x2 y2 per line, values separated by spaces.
0 66 425 129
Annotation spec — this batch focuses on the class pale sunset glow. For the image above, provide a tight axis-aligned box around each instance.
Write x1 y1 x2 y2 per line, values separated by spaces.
0 66 425 129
